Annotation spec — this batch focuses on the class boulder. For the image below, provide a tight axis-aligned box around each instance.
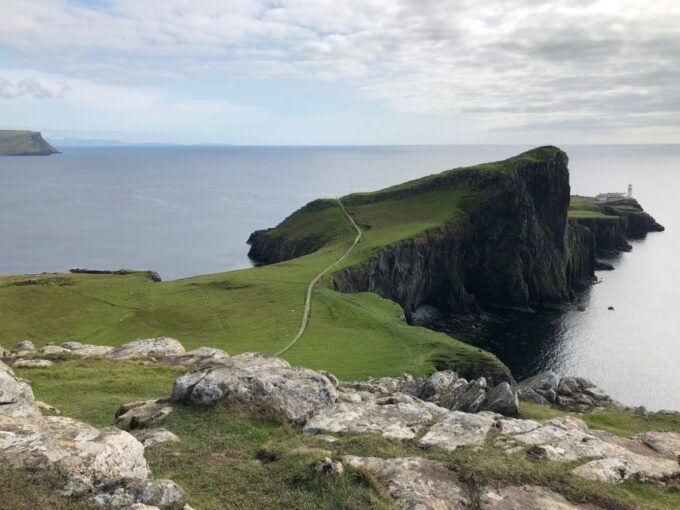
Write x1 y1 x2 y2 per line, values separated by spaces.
133 428 180 449
479 485 602 509
315 457 344 476
516 372 612 412
441 377 488 413
0 344 10 357
107 337 185 360
115 400 174 430
637 430 680 459
60 341 85 350
12 359 54 368
163 347 230 369
482 382 519 416
304 401 444 440
344 456 472 509
418 410 498 451
172 361 337 424
13 340 36 352
72 344 115 357
91 478 186 509
0 360 41 419
38 344 71 355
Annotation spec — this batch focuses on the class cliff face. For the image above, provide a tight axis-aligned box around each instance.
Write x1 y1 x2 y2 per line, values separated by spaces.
331 148 573 315
0 130 59 156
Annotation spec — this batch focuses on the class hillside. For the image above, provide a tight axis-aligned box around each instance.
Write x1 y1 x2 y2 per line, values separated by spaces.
0 130 59 155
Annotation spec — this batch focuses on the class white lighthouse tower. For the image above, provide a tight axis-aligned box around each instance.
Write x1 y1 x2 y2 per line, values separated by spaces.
627 184 633 198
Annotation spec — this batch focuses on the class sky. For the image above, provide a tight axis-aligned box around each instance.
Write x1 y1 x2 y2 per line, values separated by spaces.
0 0 679 145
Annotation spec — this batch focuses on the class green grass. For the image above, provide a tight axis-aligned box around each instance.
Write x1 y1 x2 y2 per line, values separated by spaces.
568 195 619 219
16 359 680 510
0 130 56 155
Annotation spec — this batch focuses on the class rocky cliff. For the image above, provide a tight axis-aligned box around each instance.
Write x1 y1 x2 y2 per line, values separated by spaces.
0 130 59 156
248 147 664 319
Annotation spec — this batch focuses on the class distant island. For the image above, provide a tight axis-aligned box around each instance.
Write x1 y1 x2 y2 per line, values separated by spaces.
0 130 59 156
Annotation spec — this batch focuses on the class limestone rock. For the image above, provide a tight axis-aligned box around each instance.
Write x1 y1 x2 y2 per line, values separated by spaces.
441 377 488 413
304 401 441 440
172 362 337 424
316 457 344 476
107 337 185 361
163 347 230 369
115 400 174 430
479 485 601 509
482 382 519 417
39 344 71 355
13 359 54 368
133 428 180 448
637 430 680 459
418 410 498 451
13 340 36 352
0 360 41 419
344 456 472 509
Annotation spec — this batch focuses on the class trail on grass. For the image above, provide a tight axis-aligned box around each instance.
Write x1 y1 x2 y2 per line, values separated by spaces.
274 198 362 357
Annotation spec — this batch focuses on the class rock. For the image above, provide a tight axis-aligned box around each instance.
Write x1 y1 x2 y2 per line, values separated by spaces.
634 405 648 417
91 478 186 509
13 340 36 352
420 370 463 400
494 418 541 435
0 414 150 487
115 400 174 430
516 372 612 412
316 457 344 476
36 400 60 415
637 430 680 459
71 344 115 357
441 377 488 412
12 359 54 368
133 428 180 448
417 410 498 451
304 401 442 439
162 347 230 369
0 344 11 357
545 416 589 432
60 341 85 350
479 485 601 509
344 456 472 509
0 360 41 419
482 382 519 416
608 306 615 310
38 345 71 355
172 361 337 424
107 337 185 360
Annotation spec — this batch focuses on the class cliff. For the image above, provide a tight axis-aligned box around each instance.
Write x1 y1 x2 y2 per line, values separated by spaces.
0 130 59 156
248 147 664 320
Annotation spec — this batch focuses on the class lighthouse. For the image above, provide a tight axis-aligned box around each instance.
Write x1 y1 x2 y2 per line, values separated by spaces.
627 184 633 198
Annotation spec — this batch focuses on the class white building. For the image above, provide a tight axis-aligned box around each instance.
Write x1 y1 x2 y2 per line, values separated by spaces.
596 184 632 203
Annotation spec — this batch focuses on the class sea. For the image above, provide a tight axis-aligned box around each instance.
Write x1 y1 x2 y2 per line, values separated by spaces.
1 144 678 410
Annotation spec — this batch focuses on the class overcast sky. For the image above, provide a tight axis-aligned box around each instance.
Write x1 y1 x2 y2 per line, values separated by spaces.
1 0 679 144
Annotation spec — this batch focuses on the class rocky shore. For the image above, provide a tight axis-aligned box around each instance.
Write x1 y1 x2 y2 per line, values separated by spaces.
2 337 679 509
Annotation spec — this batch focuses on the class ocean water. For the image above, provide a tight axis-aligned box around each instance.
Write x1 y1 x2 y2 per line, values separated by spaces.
1 144 678 409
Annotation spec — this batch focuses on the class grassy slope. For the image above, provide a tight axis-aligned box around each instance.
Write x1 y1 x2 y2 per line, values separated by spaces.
0 152 519 379
569 196 620 219
0 130 54 155
9 360 680 510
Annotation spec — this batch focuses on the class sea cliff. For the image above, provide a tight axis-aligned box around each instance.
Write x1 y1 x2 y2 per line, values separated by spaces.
0 130 59 156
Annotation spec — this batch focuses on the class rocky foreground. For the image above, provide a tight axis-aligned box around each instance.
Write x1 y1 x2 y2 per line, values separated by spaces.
2 337 679 509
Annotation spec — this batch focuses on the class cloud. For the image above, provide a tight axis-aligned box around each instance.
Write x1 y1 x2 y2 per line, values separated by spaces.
0 77 69 99
1 0 679 136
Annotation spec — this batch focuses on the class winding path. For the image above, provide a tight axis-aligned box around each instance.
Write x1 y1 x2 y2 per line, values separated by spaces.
274 198 362 357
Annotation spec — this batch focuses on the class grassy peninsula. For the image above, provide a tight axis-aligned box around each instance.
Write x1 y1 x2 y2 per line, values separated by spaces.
0 130 59 156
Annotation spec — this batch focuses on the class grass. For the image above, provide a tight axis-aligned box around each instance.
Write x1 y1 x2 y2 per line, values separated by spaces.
0 130 55 156
15 359 680 510
0 149 514 380
569 195 620 219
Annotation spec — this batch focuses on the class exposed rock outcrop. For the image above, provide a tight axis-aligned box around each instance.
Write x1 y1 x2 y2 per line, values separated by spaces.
516 372 613 412
107 337 185 361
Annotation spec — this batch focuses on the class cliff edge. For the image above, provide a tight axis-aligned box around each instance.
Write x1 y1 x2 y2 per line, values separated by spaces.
0 130 60 156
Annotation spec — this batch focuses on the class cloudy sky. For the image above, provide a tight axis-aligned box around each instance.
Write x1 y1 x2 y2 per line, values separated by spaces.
1 0 679 144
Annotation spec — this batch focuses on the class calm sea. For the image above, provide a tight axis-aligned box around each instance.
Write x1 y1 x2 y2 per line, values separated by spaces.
1 145 678 409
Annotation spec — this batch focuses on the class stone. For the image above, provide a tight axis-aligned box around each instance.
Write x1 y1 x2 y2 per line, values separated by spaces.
12 359 54 368
417 410 498 451
107 337 185 360
38 344 71 355
0 345 9 357
115 400 174 430
441 377 488 413
482 382 519 416
420 370 462 400
316 457 344 476
516 372 612 411
494 418 541 435
13 340 36 352
162 347 230 369
0 360 41 419
133 428 180 448
173 362 337 424
545 416 589 432
60 341 85 350
344 456 472 509
479 485 601 509
637 430 680 459
304 401 441 440
70 344 115 357
36 400 60 415
0 414 150 486
92 478 186 509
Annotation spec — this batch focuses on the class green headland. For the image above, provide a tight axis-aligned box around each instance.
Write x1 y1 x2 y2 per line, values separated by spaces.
0 130 60 156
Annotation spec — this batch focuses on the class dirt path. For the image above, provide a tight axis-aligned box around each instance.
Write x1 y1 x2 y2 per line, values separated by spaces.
274 198 362 357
